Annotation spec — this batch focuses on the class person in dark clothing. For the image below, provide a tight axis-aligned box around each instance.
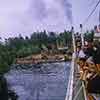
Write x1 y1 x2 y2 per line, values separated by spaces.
86 41 100 93
93 42 100 64
87 75 100 93
84 41 95 58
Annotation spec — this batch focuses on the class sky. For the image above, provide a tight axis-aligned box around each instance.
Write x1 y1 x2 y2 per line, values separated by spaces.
0 0 100 39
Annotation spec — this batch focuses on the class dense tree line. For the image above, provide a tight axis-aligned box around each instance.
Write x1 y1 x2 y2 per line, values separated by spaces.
0 30 72 74
0 30 95 74
84 30 94 42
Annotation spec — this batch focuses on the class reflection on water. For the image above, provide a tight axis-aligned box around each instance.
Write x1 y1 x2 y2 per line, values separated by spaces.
5 62 70 100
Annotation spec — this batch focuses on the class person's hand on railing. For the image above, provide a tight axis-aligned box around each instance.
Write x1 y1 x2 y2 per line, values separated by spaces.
96 64 100 74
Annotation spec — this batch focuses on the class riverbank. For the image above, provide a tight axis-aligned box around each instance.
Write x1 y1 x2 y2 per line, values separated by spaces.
16 53 72 64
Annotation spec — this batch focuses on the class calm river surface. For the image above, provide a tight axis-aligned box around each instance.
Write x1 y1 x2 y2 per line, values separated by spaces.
5 62 71 100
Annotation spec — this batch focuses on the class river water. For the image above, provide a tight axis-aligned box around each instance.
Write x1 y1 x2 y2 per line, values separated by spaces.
5 62 70 100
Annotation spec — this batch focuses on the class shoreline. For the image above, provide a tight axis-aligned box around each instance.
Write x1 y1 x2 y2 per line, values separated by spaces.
15 54 72 65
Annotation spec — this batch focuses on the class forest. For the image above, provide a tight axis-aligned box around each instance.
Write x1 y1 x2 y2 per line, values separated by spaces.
0 30 94 74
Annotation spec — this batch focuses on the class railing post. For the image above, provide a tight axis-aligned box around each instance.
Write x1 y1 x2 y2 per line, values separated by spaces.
80 24 84 46
71 27 76 52
82 82 87 100
73 85 83 100
65 53 76 100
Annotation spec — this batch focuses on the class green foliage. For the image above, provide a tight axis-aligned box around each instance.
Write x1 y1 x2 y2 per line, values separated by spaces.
84 30 94 42
0 44 11 74
16 46 41 58
0 30 73 74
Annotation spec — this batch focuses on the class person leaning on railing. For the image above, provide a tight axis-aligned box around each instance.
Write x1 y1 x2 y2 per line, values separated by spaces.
87 42 100 94
77 40 98 82
77 57 96 82
77 57 87 81
86 58 97 80
77 46 88 81
77 40 100 100
77 53 99 99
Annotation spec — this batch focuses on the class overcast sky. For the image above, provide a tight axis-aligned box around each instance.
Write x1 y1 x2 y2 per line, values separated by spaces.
0 0 100 39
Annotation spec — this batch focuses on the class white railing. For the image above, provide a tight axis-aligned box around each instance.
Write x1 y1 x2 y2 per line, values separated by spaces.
65 53 76 100
73 81 87 100
65 52 87 100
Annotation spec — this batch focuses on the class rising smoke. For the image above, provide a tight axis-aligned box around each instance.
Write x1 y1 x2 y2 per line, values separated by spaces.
0 0 73 38
29 0 73 24
29 0 47 20
60 0 73 24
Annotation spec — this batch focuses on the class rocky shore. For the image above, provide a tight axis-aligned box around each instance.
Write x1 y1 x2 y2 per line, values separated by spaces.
16 54 72 64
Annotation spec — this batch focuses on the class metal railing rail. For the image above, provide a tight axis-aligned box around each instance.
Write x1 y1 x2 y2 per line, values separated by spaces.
73 81 87 100
73 84 83 100
65 28 87 100
82 82 87 100
65 53 87 100
65 53 75 100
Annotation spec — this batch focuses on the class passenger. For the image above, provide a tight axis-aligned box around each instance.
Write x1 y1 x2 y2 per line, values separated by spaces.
76 46 81 57
86 59 96 80
83 41 96 73
83 40 94 59
86 41 100 94
93 41 100 64
78 46 86 59
78 60 86 80
77 47 88 81
77 40 97 81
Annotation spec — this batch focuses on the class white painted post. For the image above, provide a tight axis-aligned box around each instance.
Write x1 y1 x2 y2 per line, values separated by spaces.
80 24 84 46
71 27 76 52
65 53 76 100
